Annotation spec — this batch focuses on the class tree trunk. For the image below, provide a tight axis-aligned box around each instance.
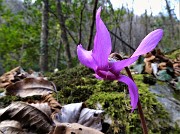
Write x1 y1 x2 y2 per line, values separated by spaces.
128 11 133 54
165 0 174 39
40 0 49 72
56 0 72 68
144 10 148 35
55 44 61 69
87 0 98 50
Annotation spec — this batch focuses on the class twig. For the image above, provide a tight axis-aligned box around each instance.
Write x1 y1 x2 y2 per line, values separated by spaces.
65 27 78 44
87 0 98 50
109 30 135 51
78 1 86 44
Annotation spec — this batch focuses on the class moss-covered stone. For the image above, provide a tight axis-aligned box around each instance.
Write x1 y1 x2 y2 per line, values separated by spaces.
165 48 180 59
47 65 180 133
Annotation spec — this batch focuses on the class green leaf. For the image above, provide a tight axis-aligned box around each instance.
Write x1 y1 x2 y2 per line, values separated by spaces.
156 70 172 81
133 63 144 74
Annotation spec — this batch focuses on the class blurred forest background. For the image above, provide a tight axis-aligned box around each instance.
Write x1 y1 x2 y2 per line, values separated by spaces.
0 0 179 73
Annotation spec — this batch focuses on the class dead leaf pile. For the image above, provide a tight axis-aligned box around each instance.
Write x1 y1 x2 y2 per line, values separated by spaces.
143 49 173 76
0 67 43 89
142 49 180 89
0 67 105 134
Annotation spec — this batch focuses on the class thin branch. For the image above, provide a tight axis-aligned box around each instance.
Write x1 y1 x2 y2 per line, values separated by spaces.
78 1 86 44
65 27 78 44
48 9 58 19
112 27 118 52
87 0 98 50
109 30 135 51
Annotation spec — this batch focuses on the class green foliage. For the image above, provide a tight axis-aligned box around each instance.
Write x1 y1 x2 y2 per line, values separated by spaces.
0 1 41 71
0 95 42 108
47 65 180 133
165 49 180 59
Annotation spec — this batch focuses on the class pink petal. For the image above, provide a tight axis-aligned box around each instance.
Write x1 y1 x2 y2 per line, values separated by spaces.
77 45 97 70
109 29 163 75
131 29 163 57
118 75 139 111
93 74 103 80
96 70 117 80
92 7 112 70
109 56 139 75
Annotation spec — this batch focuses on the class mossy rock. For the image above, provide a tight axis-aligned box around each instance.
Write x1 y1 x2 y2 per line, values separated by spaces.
165 48 180 59
47 65 180 133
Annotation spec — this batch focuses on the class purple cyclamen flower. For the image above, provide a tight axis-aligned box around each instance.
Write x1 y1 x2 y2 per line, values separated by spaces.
77 7 163 111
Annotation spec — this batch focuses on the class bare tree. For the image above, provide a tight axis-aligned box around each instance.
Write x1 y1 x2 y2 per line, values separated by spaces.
87 0 98 50
56 0 72 68
127 1 134 54
78 1 86 44
40 0 49 72
165 0 175 39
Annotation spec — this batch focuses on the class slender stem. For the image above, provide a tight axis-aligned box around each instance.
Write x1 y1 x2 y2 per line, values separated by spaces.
110 53 148 134
124 66 148 134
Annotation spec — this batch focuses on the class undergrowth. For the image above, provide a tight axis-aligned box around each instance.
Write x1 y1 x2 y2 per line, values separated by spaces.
48 65 180 134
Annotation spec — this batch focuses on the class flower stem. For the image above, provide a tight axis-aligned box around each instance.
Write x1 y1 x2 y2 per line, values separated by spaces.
110 53 148 134
124 66 148 134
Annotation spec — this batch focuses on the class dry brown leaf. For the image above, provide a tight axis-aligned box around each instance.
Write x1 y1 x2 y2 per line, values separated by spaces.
29 102 52 118
0 127 26 134
77 108 103 131
53 103 103 131
0 120 27 134
54 102 86 123
158 62 167 70
42 94 62 114
49 123 104 134
144 53 155 62
0 67 28 88
0 120 22 129
0 101 53 134
144 61 153 74
5 77 56 97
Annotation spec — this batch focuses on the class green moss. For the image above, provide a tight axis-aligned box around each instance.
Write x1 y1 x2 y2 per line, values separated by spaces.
0 95 42 108
47 66 180 133
165 48 180 59
0 95 19 108
0 88 4 93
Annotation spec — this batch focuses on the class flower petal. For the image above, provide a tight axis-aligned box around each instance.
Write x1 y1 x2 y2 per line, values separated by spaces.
109 56 139 75
131 29 163 57
77 44 97 70
109 29 163 75
118 75 139 111
96 69 117 80
92 7 112 70
93 74 103 80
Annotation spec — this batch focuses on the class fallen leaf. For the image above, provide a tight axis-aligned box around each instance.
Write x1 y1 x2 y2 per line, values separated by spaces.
0 101 53 134
0 67 28 88
5 77 56 97
78 108 103 130
50 123 104 134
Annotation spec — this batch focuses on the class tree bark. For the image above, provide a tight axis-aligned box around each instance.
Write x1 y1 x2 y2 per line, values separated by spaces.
40 0 49 72
109 30 135 52
87 0 98 50
56 0 72 68
128 10 133 54
165 0 175 40
144 10 148 35
78 1 86 44
55 44 61 69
